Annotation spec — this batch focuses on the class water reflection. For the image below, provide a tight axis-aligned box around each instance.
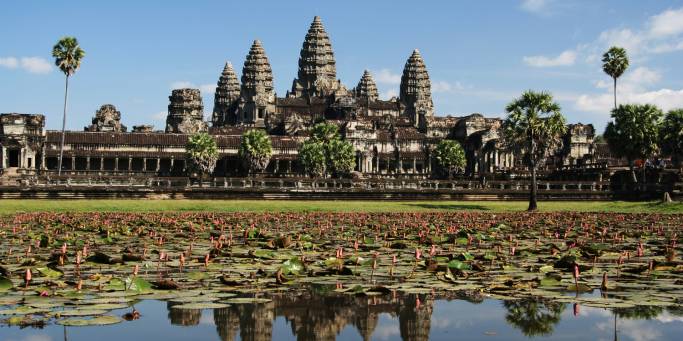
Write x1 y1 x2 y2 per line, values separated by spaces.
6 289 683 341
502 298 565 337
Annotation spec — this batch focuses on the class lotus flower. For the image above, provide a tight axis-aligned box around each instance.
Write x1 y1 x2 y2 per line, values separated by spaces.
415 248 422 260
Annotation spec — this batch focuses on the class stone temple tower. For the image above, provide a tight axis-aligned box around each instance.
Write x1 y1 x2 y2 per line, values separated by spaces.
212 62 240 126
166 88 208 134
400 49 434 130
353 70 379 101
238 40 275 127
291 16 339 98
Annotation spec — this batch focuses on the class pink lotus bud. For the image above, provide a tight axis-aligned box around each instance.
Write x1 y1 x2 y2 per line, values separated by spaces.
429 245 436 257
25 268 32 282
180 253 185 266
61 243 67 255
573 264 580 280
573 303 580 316
392 255 397 264
415 248 422 260
353 240 359 251
82 245 88 257
76 252 82 265
133 265 139 277
204 254 210 267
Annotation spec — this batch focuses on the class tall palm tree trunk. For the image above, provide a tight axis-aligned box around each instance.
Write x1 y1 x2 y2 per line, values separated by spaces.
613 77 617 110
529 166 538 211
58 75 69 176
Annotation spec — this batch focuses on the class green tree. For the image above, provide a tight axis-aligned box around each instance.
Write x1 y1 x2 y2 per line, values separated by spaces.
326 139 356 177
239 129 272 176
602 46 629 110
298 122 355 178
503 91 567 211
604 104 663 182
310 122 340 143
298 141 326 177
433 139 466 179
186 132 219 181
52 36 85 175
660 109 683 167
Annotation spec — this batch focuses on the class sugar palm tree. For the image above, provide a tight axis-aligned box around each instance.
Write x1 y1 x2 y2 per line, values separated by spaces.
503 91 567 211
52 37 85 175
602 46 629 110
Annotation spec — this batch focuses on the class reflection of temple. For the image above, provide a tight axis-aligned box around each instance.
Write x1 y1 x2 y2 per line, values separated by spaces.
187 291 435 341
0 16 597 178
167 301 202 326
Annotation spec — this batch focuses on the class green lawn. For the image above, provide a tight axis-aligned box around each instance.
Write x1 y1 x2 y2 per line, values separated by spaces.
0 199 680 214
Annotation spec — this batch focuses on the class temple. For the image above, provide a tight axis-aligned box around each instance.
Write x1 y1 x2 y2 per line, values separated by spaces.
0 16 597 178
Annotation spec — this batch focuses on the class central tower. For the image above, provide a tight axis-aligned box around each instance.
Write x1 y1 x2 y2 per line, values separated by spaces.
291 16 339 98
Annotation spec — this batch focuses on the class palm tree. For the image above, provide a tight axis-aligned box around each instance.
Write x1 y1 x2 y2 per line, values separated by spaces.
186 132 219 184
503 91 567 211
52 37 85 176
602 46 629 110
238 129 272 176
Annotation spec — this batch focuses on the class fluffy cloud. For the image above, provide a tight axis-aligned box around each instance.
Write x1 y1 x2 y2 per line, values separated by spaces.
0 57 19 68
0 56 52 74
151 111 166 120
574 67 683 115
648 7 683 37
523 50 577 67
520 0 551 13
170 81 216 95
20 57 52 74
382 88 399 100
374 69 401 85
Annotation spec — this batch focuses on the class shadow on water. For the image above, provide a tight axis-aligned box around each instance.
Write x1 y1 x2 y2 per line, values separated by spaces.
403 203 491 211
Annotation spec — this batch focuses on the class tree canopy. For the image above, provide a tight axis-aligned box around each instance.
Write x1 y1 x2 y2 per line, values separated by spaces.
52 37 85 77
239 129 273 175
298 122 355 178
659 109 683 167
503 90 567 210
186 132 218 178
604 104 662 168
433 139 466 178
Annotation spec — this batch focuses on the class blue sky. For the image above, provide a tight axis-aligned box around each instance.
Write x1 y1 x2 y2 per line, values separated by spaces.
2 0 683 132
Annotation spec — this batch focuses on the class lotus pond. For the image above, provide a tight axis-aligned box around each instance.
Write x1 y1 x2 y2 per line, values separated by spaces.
0 211 682 340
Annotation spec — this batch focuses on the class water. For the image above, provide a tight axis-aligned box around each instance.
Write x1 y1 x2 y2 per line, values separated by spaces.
1 291 682 341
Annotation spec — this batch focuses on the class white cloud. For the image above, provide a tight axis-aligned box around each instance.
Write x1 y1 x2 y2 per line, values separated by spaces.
374 69 401 85
152 111 166 120
170 81 216 95
199 84 216 95
20 57 52 74
520 0 551 14
648 8 683 37
574 66 683 114
0 56 52 74
0 56 19 69
170 81 195 90
382 88 399 100
523 50 577 67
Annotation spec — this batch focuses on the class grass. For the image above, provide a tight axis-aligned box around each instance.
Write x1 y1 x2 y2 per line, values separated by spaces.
0 199 680 214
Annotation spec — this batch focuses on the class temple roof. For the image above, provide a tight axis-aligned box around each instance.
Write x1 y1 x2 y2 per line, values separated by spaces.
354 70 378 101
293 16 337 96
214 62 240 104
241 40 274 99
400 49 433 114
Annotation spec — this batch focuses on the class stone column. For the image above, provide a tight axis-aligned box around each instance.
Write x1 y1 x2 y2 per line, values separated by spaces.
115 157 119 171
413 158 417 174
143 158 147 172
128 157 132 171
86 157 91 171
155 158 160 172
71 157 75 171
100 157 104 171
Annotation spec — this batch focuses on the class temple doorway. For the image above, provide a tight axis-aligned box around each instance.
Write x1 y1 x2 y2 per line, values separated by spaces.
8 149 19 167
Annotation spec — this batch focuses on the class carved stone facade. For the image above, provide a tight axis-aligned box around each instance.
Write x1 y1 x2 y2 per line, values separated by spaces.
85 104 127 132
0 16 597 178
166 88 207 134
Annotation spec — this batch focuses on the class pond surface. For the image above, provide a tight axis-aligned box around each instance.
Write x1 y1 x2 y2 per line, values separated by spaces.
1 290 683 341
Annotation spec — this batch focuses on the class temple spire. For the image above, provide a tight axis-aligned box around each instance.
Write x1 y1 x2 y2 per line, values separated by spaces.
291 16 337 97
239 40 275 126
400 49 434 128
353 70 378 101
212 62 240 126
